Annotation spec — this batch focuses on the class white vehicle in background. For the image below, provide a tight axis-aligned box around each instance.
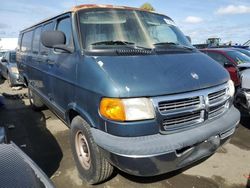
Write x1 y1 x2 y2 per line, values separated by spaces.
0 51 23 87
235 63 250 111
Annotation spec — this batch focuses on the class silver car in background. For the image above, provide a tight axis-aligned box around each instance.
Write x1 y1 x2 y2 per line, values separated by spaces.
0 51 23 87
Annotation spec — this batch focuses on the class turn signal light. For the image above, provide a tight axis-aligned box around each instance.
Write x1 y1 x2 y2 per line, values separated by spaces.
100 98 126 121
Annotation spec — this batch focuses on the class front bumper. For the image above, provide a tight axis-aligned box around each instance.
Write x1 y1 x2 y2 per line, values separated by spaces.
91 106 240 176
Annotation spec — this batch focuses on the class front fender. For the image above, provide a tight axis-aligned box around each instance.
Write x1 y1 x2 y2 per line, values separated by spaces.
65 102 96 128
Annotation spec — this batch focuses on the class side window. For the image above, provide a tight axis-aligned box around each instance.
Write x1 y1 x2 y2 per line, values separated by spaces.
56 17 73 47
21 31 33 52
32 27 42 54
40 22 55 56
207 52 231 66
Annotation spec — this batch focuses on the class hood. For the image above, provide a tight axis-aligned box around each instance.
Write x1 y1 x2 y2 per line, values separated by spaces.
94 52 229 97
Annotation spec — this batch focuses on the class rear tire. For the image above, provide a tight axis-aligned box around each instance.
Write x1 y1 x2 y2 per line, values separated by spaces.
28 87 44 111
70 116 113 184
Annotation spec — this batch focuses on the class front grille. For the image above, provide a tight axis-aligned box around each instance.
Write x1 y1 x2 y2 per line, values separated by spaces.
159 97 200 112
208 88 226 104
153 83 230 133
163 111 203 129
208 88 228 120
209 103 226 119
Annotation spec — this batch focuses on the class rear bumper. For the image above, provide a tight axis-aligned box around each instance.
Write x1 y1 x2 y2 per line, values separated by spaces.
91 106 240 176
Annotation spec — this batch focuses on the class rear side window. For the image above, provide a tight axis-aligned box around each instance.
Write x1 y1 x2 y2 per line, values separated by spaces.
32 27 42 54
21 31 33 52
56 17 73 47
207 52 231 66
40 22 55 55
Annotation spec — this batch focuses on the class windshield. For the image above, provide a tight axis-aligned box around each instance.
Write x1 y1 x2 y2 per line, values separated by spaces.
226 51 250 64
78 9 192 50
9 52 16 63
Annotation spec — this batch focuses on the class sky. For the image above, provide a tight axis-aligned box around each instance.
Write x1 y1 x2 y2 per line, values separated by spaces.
0 0 250 45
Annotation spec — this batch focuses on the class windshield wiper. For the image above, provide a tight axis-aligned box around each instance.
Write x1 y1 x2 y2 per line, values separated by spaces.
154 42 195 51
91 40 153 50
91 40 135 46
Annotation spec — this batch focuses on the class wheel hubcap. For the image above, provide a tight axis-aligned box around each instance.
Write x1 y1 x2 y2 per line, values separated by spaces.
75 131 91 170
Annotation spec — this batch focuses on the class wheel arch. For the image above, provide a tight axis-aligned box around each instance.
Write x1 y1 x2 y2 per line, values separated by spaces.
66 103 95 128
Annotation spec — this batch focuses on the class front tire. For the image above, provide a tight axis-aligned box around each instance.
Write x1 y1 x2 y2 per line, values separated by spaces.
28 87 44 111
70 116 113 184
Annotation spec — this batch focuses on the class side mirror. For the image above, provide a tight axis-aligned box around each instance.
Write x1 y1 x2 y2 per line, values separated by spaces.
41 31 73 53
1 58 7 63
186 36 192 43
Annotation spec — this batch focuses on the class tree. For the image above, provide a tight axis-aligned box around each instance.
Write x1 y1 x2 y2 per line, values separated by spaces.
140 3 155 11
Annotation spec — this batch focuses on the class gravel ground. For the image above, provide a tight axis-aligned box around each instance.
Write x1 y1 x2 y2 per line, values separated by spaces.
0 79 249 188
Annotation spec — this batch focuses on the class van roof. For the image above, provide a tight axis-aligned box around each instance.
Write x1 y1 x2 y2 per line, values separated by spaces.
20 4 164 33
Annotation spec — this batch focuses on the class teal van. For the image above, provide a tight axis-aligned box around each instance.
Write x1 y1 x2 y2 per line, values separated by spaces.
17 5 240 184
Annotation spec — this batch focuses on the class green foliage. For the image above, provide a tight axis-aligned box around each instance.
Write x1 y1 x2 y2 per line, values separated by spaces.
140 3 155 11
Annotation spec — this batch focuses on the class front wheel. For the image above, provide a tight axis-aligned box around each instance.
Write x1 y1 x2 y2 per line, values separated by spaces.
28 87 44 111
70 116 113 184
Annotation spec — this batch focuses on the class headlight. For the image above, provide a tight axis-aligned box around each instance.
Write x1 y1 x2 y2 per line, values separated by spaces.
10 67 19 74
227 80 235 97
100 98 155 121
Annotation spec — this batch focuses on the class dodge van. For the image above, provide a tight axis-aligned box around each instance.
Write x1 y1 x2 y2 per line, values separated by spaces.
16 5 240 184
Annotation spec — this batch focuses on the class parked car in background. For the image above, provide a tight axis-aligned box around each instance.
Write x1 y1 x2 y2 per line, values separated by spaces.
0 51 23 87
0 51 6 61
243 40 250 47
200 48 250 86
17 4 240 184
235 63 250 112
234 48 250 57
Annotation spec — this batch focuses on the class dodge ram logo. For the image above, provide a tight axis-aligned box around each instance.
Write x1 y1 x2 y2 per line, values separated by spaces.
191 72 199 80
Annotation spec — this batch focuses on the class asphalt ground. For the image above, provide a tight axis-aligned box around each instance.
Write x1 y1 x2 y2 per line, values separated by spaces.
0 79 249 188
